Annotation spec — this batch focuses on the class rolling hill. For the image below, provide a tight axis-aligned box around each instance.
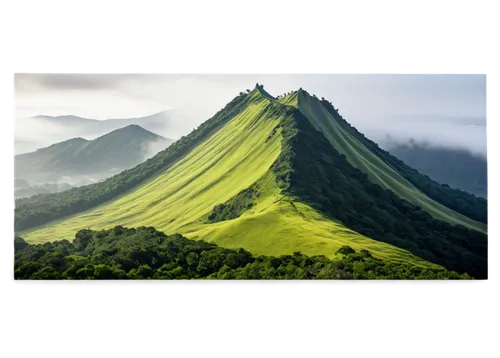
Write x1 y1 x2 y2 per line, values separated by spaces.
16 85 487 278
386 141 487 198
15 125 173 196
15 110 187 155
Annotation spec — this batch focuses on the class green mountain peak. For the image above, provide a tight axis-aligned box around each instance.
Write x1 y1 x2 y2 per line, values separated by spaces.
16 86 488 278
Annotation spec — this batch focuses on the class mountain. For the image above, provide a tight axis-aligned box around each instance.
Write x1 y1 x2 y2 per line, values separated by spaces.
15 85 487 278
15 110 187 155
386 141 487 198
15 125 173 196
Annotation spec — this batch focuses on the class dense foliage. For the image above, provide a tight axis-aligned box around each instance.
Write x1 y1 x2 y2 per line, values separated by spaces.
14 227 470 280
272 109 487 279
207 187 258 223
15 92 251 232
320 99 487 224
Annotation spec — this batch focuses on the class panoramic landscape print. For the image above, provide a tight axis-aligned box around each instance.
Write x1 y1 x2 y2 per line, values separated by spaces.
14 74 487 280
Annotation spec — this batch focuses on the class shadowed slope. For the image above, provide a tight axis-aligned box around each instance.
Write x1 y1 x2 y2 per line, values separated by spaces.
291 90 485 233
320 100 487 222
271 106 487 278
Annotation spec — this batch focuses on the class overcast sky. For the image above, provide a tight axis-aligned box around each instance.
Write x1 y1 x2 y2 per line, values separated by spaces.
15 74 487 156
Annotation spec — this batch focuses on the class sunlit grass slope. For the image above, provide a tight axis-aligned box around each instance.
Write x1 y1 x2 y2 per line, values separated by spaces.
289 90 485 233
184 172 438 268
24 91 281 240
23 89 440 268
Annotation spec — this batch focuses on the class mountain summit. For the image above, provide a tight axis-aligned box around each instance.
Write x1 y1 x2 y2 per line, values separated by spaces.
16 86 487 278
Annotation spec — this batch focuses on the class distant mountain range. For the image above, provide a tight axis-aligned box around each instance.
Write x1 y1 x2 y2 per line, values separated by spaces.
387 141 487 198
15 125 173 197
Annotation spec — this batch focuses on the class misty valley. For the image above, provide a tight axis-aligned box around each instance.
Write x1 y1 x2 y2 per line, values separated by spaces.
14 80 487 280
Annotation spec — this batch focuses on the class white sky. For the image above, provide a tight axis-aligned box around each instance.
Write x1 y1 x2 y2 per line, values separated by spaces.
15 74 487 155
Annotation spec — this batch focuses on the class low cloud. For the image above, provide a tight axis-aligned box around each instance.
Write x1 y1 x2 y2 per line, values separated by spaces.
140 137 172 162
358 114 487 158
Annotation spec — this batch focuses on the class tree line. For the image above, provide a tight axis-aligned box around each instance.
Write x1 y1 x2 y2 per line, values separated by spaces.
14 226 469 280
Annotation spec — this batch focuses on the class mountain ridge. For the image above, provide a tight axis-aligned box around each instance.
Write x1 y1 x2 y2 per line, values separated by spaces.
16 85 488 278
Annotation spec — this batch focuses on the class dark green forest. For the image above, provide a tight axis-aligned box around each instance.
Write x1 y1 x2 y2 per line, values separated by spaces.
320 99 487 224
207 186 258 223
14 226 470 280
271 108 487 279
15 92 251 232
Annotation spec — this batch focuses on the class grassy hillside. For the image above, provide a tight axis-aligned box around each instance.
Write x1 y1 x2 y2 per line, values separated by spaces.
15 226 470 280
320 99 487 223
387 142 487 198
291 90 485 233
18 85 487 277
15 125 171 180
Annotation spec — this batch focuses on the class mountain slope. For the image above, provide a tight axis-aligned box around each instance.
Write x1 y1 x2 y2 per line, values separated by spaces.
17 85 487 278
15 125 172 183
318 99 488 224
387 142 487 198
284 90 486 233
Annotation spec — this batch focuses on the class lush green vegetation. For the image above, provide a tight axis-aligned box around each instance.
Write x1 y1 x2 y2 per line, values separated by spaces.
320 99 487 223
387 141 487 199
207 186 259 223
15 92 250 232
14 227 470 280
272 108 487 278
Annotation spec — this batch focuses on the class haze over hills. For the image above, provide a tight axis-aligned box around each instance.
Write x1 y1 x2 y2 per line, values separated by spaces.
15 125 173 198
15 85 487 278
386 140 487 198
15 109 187 155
